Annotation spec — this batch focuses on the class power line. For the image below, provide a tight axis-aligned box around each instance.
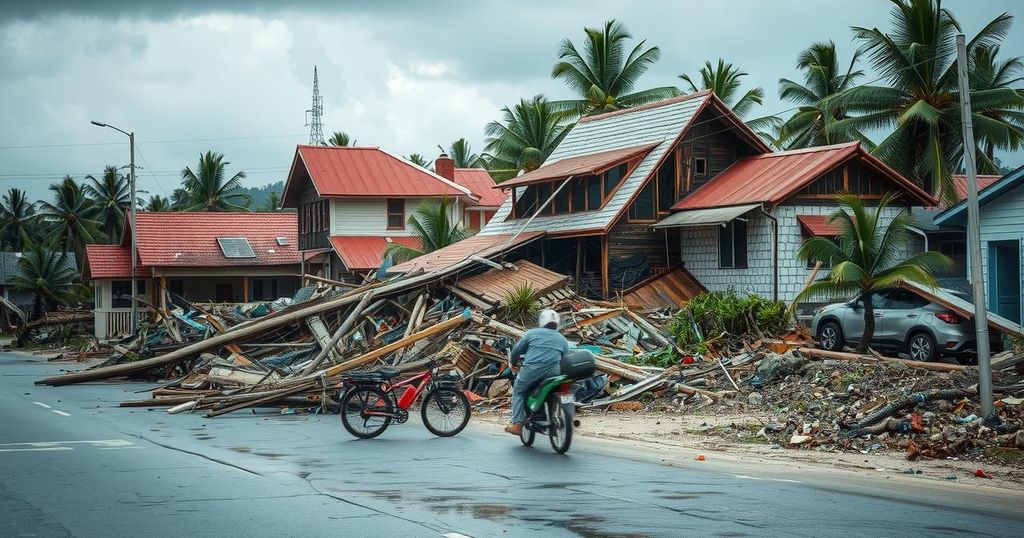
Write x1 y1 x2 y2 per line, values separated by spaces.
0 133 306 150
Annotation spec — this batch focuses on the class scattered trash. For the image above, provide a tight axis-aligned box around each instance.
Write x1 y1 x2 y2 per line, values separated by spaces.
974 469 994 479
694 454 706 461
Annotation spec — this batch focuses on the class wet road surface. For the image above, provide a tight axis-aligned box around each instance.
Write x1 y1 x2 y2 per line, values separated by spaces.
2 353 1022 537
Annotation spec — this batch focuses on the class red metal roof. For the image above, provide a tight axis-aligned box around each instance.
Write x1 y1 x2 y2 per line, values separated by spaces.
797 215 842 237
329 236 421 271
673 142 936 210
453 168 506 207
84 244 134 279
387 232 544 274
289 146 469 199
128 212 299 270
498 143 660 188
951 174 1000 204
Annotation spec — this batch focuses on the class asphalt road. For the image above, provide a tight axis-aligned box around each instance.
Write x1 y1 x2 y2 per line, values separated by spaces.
2 352 1023 538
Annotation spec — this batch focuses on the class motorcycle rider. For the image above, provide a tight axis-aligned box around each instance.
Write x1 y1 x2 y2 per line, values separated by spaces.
505 309 569 436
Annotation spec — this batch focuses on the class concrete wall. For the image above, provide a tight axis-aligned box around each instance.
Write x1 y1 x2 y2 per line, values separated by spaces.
679 204 913 304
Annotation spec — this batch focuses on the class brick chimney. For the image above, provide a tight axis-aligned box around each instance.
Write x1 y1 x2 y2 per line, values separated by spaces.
435 152 455 180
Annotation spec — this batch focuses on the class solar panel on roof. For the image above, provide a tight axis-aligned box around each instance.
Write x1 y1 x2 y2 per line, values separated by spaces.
217 237 256 258
276 237 289 246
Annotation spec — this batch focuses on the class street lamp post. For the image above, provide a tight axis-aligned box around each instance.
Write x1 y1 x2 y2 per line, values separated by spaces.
90 120 138 337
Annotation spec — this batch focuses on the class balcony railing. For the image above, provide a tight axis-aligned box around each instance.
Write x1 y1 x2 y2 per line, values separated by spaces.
299 230 330 251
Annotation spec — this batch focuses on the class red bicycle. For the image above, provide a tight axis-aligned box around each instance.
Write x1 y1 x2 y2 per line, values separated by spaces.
339 360 471 439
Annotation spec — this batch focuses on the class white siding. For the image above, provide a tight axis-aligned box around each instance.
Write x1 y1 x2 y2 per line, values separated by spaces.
976 182 1024 282
329 197 463 236
679 204 911 304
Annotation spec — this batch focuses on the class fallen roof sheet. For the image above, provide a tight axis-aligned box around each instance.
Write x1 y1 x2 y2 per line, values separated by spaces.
329 235 421 271
454 260 570 305
653 204 760 228
498 143 660 188
386 232 544 275
620 265 706 310
899 280 1024 337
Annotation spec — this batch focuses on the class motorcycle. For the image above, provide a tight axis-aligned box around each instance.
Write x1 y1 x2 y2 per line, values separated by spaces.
511 349 595 454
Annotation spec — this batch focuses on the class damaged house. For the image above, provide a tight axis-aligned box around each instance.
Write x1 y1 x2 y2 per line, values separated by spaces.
280 146 504 281
388 90 936 308
84 212 301 340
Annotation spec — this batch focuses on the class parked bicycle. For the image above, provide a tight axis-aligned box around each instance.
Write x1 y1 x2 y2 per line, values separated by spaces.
339 360 471 439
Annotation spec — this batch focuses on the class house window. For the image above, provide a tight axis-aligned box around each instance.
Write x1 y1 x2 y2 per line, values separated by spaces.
937 239 966 277
570 179 587 212
718 219 748 269
111 280 145 308
169 279 184 298
628 182 657 222
657 152 677 213
250 278 279 301
537 183 552 215
554 185 570 213
694 157 707 177
587 176 602 210
387 199 405 229
603 163 628 196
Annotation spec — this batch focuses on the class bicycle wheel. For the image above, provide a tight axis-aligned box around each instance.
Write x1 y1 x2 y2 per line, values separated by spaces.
420 387 471 437
340 385 393 439
547 396 573 454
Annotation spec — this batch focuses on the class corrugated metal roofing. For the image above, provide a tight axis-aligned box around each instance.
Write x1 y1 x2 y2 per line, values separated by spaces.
454 260 569 305
454 168 506 207
621 266 706 310
951 174 1000 203
935 166 1024 227
797 215 842 237
498 143 659 188
83 245 132 279
329 235 421 271
293 146 468 198
479 92 715 236
673 142 935 210
652 204 760 228
129 212 300 271
387 232 544 274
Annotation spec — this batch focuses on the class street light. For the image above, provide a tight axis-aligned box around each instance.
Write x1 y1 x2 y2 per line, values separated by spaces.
90 120 138 337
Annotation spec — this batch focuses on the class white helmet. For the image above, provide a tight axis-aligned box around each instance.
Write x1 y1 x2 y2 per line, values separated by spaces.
538 309 560 328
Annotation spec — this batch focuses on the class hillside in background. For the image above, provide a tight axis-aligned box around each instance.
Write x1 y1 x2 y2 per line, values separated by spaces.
236 180 285 210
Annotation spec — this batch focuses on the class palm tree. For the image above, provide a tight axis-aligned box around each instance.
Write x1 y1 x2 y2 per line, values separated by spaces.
970 45 1024 160
145 195 172 212
483 95 574 181
260 191 282 211
170 188 191 209
83 165 131 241
8 239 78 319
383 196 471 263
0 188 35 251
36 176 105 264
406 154 432 169
776 42 870 149
796 193 950 353
179 151 252 211
836 0 1024 204
551 19 679 116
327 131 351 147
440 138 481 168
680 59 766 117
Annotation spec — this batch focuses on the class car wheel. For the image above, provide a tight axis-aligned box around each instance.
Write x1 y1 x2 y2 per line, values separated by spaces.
907 332 938 362
817 321 844 351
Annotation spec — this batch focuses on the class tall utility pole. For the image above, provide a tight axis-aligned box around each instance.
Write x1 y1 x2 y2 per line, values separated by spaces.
306 66 325 145
955 33 994 420
90 121 139 337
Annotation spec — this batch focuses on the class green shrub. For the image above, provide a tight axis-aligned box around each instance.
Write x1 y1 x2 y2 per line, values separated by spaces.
669 289 789 348
501 283 538 326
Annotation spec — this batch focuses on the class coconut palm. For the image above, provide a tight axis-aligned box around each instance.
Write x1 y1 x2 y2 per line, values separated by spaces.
835 0 1024 204
145 195 172 212
406 154 432 169
0 188 35 251
179 151 252 211
8 239 78 319
440 139 481 168
680 59 780 137
36 176 105 264
260 191 282 211
796 193 951 353
84 165 131 241
776 42 871 149
551 19 679 116
970 45 1024 160
327 131 351 147
169 188 191 209
484 95 574 181
383 196 471 263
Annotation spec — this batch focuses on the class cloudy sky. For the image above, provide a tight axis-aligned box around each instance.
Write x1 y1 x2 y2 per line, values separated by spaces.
2 0 1021 202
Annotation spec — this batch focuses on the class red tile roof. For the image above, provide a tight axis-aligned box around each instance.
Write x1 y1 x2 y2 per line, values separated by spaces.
329 236 421 271
951 174 1000 203
84 244 134 279
673 142 936 210
288 146 470 200
797 215 842 237
134 212 298 270
454 168 506 207
387 232 544 274
498 143 660 188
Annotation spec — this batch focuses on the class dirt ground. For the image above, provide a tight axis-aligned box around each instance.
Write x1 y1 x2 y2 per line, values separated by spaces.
474 407 1024 493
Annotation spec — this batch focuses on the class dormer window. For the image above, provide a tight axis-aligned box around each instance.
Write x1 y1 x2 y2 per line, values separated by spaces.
694 157 707 177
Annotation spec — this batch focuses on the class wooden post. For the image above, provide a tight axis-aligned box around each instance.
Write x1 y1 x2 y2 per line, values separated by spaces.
242 276 249 303
160 276 167 312
601 236 609 298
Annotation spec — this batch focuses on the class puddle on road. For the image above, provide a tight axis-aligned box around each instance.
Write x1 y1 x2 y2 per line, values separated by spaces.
230 447 251 454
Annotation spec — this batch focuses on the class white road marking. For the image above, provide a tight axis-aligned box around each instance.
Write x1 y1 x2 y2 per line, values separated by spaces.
51 410 71 417
0 439 136 453
443 534 474 538
0 447 73 453
770 478 802 484
32 401 52 409
733 474 763 480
